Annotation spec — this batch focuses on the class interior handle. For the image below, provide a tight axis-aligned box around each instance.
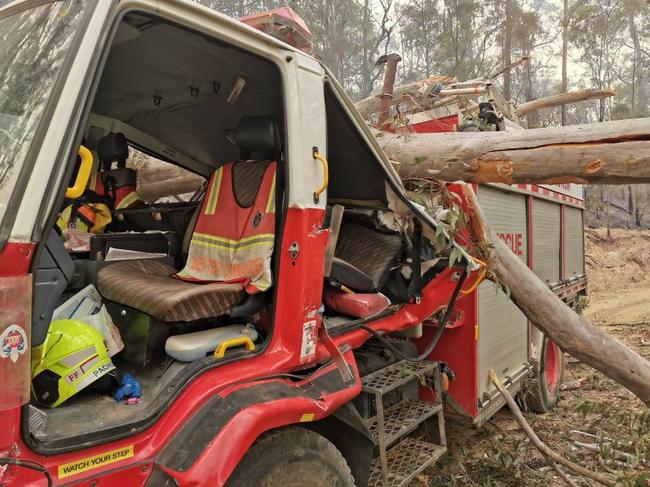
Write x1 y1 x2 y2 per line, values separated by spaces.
312 146 328 204
213 336 256 359
65 145 93 199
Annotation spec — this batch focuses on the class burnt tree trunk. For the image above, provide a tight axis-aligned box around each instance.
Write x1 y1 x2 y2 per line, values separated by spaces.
375 117 650 184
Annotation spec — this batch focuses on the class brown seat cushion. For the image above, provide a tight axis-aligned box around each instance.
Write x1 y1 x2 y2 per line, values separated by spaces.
97 260 245 322
334 223 403 291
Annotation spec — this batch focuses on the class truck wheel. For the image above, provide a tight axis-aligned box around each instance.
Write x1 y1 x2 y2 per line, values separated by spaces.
524 335 564 413
226 426 356 487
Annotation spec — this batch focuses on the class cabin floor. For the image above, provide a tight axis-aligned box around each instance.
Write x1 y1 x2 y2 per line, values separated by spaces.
33 359 190 441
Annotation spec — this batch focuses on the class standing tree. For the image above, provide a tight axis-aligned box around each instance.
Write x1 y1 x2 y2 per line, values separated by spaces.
571 0 626 122
501 0 514 100
561 0 570 125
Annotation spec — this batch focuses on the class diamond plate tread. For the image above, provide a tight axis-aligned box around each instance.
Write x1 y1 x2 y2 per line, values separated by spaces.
361 360 437 395
368 438 446 487
367 399 441 447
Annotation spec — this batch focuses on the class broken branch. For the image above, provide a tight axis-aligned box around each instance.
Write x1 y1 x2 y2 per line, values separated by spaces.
489 369 618 487
516 88 616 117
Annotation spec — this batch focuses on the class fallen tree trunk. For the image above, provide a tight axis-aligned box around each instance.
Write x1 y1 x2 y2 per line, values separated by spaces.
515 88 616 116
461 185 650 406
355 75 454 119
376 117 650 184
136 160 205 202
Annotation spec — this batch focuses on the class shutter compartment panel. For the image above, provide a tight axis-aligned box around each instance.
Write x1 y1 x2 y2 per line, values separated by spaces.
532 198 561 284
565 206 584 277
477 186 528 399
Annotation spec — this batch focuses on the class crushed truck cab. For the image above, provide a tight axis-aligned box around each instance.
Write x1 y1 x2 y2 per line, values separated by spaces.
0 1 584 486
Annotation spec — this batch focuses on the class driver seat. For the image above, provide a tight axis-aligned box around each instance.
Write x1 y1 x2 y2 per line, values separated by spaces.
96 116 281 322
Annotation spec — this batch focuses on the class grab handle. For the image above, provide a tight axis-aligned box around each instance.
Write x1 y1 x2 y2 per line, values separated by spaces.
65 146 93 199
312 147 328 204
213 336 256 359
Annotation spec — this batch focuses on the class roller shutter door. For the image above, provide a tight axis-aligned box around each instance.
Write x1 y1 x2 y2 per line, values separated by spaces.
477 186 528 399
532 198 561 285
565 206 585 277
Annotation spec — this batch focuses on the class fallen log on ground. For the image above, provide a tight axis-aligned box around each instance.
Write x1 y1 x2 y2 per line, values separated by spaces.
461 185 650 406
489 369 617 486
515 88 616 117
375 117 650 184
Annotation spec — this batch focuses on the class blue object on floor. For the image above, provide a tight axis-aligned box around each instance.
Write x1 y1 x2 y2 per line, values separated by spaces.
113 373 142 402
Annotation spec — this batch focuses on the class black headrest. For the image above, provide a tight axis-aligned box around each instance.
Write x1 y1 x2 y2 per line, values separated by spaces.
97 132 129 169
234 116 281 157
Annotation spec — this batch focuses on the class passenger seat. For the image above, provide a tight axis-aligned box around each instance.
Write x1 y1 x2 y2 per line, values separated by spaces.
329 223 403 293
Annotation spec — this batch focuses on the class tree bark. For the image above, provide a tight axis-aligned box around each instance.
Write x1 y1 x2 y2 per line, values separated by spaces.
515 89 615 117
492 232 650 405
460 185 650 406
136 162 204 202
375 117 650 184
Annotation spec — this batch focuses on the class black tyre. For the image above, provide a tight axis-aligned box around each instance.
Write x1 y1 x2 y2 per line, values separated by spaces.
226 426 356 487
523 335 565 413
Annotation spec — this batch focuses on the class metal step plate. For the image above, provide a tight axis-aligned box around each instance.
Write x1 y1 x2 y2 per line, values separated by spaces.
361 360 437 396
368 438 446 487
366 399 441 447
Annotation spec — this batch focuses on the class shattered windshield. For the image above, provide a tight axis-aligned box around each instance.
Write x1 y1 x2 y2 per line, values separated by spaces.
0 1 88 230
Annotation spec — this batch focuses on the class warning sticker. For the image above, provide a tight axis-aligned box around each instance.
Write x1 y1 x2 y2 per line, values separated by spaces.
300 320 317 362
58 445 134 479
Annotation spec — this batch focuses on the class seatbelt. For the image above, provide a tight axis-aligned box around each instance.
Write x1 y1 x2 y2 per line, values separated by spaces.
407 221 423 303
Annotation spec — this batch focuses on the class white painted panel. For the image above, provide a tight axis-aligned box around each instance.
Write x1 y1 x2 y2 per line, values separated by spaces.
477 185 528 398
565 206 585 277
532 198 561 284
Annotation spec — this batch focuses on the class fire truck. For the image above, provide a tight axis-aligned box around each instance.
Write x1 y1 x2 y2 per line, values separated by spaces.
0 1 586 486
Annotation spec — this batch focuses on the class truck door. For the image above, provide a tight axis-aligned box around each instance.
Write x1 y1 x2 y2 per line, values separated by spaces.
0 0 111 416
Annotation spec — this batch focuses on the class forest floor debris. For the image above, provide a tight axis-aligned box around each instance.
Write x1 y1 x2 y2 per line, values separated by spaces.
414 227 650 486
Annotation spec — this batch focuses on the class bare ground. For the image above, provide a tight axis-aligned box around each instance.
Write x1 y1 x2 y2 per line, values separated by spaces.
414 228 650 486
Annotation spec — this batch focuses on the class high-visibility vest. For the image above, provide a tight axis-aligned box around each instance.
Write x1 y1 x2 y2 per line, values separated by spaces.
177 161 276 293
93 168 142 210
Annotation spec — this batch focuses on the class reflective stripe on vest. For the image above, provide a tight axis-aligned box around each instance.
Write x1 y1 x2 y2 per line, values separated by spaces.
114 188 141 209
177 161 277 293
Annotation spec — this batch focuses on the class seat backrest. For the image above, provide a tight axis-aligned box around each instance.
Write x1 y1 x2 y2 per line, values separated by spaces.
177 117 281 293
95 132 141 209
333 223 403 292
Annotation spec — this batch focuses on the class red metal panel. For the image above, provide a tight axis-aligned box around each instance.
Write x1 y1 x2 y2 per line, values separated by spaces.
165 353 361 486
528 195 534 270
0 242 35 277
407 115 459 133
561 205 567 280
421 293 479 416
